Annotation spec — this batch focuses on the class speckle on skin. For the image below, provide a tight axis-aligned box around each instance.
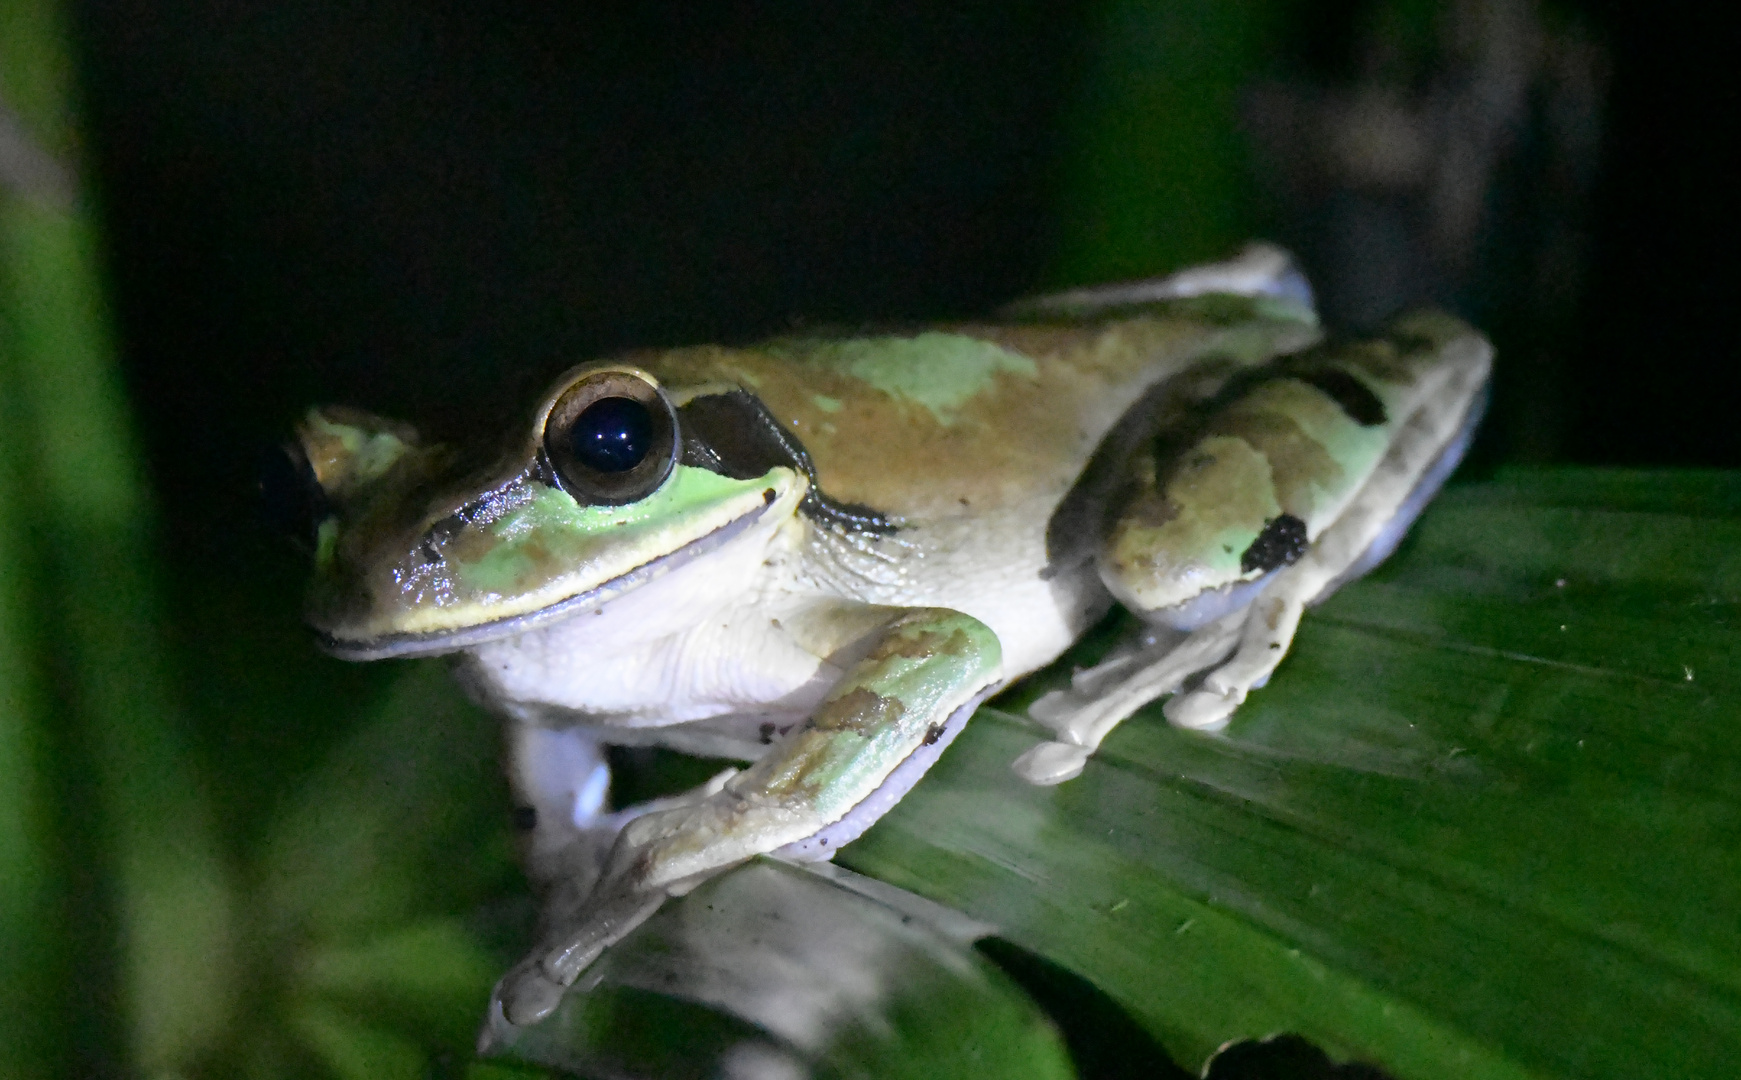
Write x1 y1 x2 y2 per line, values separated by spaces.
1240 514 1309 574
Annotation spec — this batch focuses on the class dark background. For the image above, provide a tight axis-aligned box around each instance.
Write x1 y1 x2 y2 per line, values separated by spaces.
73 0 1739 573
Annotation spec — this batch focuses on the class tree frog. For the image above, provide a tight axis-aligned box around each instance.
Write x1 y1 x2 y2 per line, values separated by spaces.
279 245 1490 1026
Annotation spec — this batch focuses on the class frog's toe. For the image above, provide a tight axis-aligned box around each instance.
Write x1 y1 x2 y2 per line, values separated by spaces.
1162 686 1241 731
1012 740 1093 785
497 887 671 1026
497 961 569 1027
1027 688 1081 727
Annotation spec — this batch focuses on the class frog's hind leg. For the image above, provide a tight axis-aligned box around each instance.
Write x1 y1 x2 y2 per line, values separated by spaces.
1015 313 1490 785
1163 324 1489 731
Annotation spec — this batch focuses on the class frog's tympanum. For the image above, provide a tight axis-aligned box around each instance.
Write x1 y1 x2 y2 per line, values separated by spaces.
280 245 1490 1027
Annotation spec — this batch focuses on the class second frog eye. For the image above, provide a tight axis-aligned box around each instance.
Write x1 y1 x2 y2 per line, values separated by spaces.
542 367 679 504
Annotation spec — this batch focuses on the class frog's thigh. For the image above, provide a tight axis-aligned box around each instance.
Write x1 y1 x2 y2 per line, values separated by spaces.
1018 346 1483 783
502 607 1002 1023
1163 363 1481 730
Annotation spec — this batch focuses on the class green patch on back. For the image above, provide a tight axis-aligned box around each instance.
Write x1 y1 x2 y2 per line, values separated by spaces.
780 333 1039 426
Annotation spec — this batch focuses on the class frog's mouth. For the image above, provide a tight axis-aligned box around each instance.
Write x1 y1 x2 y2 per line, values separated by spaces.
274 402 799 663
314 490 779 661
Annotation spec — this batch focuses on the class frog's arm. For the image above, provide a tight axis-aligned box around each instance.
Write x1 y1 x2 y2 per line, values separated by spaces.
497 607 1002 1025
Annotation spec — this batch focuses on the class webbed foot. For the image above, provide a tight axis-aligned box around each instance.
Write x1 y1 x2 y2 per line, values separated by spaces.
497 885 671 1026
1012 609 1247 785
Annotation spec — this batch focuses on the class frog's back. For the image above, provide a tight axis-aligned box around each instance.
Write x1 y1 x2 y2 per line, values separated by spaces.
634 291 1318 679
640 299 1320 527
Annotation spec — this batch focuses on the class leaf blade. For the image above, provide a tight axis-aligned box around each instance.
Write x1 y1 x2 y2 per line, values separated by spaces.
842 470 1741 1080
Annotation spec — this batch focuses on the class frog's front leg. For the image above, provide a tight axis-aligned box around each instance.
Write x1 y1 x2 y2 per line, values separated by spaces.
496 607 1002 1026
1016 313 1491 784
506 724 617 895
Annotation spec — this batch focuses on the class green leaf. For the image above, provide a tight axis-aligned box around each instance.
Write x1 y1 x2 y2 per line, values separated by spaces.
5 3 235 1073
237 665 521 1078
838 467 1741 1080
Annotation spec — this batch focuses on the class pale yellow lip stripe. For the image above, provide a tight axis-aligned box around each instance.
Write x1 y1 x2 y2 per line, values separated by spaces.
322 467 795 657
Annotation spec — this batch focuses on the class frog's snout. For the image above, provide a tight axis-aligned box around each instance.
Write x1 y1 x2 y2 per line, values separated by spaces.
262 405 424 555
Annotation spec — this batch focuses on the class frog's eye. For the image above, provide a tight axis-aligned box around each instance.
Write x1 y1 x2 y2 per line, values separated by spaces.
542 368 679 504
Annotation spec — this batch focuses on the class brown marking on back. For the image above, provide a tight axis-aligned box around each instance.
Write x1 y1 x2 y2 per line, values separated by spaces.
1296 368 1387 426
869 626 973 663
811 686 906 736
1122 486 1180 530
1336 339 1417 386
1208 384 1347 519
636 315 1270 523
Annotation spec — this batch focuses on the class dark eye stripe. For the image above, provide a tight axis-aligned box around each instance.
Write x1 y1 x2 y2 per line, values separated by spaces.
1297 369 1387 427
678 389 897 534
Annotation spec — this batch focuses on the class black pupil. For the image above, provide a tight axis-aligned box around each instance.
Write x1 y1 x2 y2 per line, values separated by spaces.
570 396 654 473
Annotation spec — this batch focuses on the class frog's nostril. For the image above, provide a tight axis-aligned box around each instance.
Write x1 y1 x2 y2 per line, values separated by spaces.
258 441 328 552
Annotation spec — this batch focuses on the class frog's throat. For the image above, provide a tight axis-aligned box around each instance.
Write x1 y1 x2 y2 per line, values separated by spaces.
315 488 781 661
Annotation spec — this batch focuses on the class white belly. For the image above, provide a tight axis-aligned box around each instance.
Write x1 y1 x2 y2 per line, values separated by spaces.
456 502 1108 742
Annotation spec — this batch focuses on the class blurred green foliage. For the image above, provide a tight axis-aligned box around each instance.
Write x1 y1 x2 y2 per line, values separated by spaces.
4 1 234 1074
1049 0 1279 283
